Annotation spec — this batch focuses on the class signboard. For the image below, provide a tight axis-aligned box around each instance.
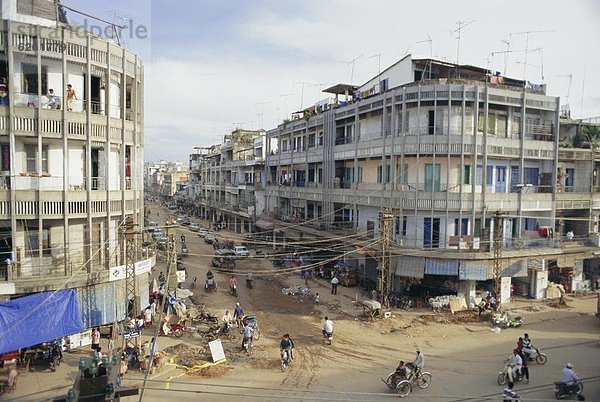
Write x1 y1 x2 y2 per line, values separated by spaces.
208 339 226 363
176 270 186 283
109 258 153 281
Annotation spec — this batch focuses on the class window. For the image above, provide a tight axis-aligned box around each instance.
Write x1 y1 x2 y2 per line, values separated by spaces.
397 164 408 185
454 218 469 236
25 144 48 173
458 164 472 184
308 133 316 148
281 140 288 152
318 132 323 146
22 63 48 95
377 164 391 183
395 217 400 235
0 144 9 171
524 167 539 185
26 227 51 257
402 216 407 236
478 112 496 133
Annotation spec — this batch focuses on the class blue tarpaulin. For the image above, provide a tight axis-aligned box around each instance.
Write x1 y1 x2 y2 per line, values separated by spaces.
0 289 84 354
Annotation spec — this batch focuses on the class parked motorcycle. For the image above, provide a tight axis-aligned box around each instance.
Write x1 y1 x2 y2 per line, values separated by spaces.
497 362 523 385
190 276 197 289
554 380 584 400
230 285 238 297
193 305 219 324
492 312 524 329
159 322 184 338
246 278 254 289
242 337 253 355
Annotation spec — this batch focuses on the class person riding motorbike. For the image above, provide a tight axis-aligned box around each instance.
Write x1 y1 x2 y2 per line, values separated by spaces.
280 333 294 360
246 271 254 288
561 362 580 385
222 310 233 332
505 349 523 381
521 333 533 359
322 316 334 338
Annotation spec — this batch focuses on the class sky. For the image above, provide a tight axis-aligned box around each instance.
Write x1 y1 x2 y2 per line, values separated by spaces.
66 0 600 163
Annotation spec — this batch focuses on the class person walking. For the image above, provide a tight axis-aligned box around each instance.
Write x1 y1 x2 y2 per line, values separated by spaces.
233 302 244 328
91 327 100 352
502 382 520 401
331 275 339 295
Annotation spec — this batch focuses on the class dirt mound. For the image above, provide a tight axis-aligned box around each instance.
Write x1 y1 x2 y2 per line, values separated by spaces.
547 301 571 309
188 364 230 377
251 357 281 370
417 311 487 325
164 344 209 367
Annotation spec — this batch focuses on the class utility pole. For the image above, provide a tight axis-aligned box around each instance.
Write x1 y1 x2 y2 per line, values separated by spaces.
165 217 178 290
492 210 504 311
378 209 394 307
123 216 138 319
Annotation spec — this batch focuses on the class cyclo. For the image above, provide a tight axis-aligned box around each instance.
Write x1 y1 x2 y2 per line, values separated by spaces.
382 362 432 398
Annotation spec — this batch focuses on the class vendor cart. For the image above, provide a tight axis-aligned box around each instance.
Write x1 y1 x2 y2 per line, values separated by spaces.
362 299 381 318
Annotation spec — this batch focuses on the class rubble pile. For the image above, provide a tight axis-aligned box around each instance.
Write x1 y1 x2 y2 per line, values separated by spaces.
164 344 209 367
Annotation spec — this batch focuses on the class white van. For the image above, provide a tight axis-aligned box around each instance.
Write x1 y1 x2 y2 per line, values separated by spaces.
233 245 249 257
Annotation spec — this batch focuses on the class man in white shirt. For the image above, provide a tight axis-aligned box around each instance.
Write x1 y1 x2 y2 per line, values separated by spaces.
331 276 339 295
322 317 333 336
506 349 523 380
414 349 425 373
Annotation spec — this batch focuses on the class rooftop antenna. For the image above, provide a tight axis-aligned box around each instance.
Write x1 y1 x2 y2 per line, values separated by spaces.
106 9 130 45
369 53 382 91
295 82 325 110
509 29 555 83
343 54 363 85
255 101 273 128
559 73 573 117
416 34 433 81
452 20 475 78
500 36 511 75
279 93 294 120
580 62 586 118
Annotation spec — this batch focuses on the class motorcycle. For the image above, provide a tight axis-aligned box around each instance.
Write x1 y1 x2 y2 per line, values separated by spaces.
193 305 219 324
497 362 523 385
190 276 197 289
280 349 291 372
230 285 238 297
323 330 333 345
554 380 584 400
492 312 523 329
523 345 548 365
272 258 285 267
246 278 254 289
159 322 185 338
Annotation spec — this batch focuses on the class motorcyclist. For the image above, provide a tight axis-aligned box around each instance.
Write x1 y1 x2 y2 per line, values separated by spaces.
561 362 580 385
280 333 294 360
521 333 533 358
221 310 233 332
322 316 334 337
206 270 214 280
246 271 254 287
505 349 523 381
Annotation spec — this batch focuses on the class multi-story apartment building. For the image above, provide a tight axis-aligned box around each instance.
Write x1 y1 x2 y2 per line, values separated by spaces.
192 129 266 232
0 1 148 327
261 55 599 302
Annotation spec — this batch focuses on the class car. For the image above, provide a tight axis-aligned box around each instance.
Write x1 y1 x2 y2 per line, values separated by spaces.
198 228 209 237
189 223 201 232
233 245 249 257
205 234 217 244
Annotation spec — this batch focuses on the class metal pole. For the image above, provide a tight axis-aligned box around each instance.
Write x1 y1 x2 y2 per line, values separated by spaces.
493 210 504 311
379 209 394 307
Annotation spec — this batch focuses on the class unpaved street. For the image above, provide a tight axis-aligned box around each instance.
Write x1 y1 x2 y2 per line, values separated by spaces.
138 204 600 401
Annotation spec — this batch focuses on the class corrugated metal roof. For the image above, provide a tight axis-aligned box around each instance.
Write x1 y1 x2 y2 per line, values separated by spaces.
425 259 459 276
396 256 425 278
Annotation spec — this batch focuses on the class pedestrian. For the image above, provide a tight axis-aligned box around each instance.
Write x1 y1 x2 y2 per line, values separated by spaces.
91 327 100 351
502 381 520 401
158 271 166 286
144 306 152 326
331 276 339 295
66 84 77 111
315 293 320 304
521 353 529 383
233 302 244 328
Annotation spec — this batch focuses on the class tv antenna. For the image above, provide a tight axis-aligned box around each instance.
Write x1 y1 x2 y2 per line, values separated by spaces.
342 54 363 85
509 29 555 82
279 93 294 120
452 20 474 78
559 73 573 117
106 10 130 45
255 101 273 128
295 82 326 110
416 34 433 81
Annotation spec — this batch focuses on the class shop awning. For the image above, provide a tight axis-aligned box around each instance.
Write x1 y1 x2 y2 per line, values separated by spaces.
396 256 425 278
0 289 84 354
502 259 528 277
459 261 492 281
425 259 459 276
255 220 274 230
556 256 575 268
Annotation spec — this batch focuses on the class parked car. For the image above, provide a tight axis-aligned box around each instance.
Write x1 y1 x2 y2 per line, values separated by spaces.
189 223 201 232
205 234 217 244
212 249 236 268
198 228 209 237
233 245 249 257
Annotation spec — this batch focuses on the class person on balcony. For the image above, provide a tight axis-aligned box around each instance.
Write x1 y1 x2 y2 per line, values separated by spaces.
66 84 77 111
45 89 60 109
0 77 8 105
